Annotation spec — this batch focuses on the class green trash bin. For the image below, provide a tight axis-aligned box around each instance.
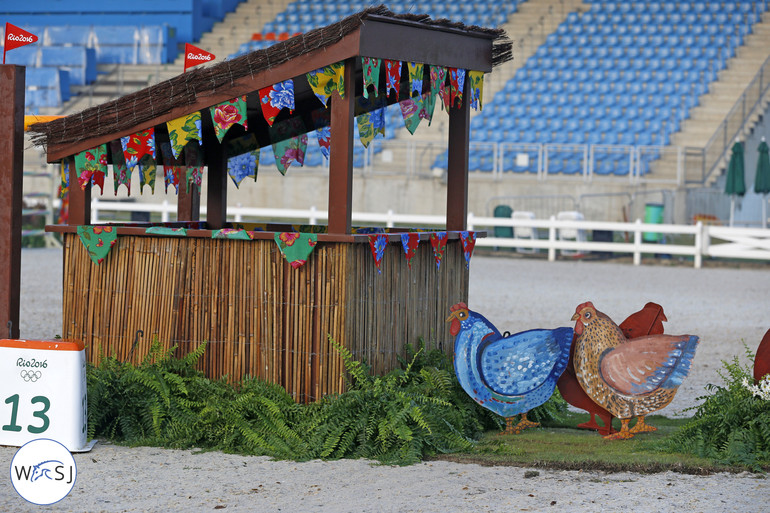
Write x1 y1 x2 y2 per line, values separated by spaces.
493 205 514 238
643 203 664 242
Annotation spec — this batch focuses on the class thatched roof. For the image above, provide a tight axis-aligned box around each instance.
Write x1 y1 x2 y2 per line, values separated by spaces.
28 4 511 158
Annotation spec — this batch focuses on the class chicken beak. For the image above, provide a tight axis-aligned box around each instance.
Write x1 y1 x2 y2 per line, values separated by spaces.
445 312 456 323
571 313 580 321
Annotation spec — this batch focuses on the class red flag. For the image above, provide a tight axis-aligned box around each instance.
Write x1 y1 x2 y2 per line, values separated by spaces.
183 43 215 72
4 23 38 64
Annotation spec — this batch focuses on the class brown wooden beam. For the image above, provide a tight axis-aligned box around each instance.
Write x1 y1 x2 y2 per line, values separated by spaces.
327 57 356 235
67 156 91 226
202 112 227 229
177 146 201 222
445 78 471 231
0 65 24 339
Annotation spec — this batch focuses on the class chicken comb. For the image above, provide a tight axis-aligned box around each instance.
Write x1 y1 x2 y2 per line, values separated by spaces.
575 301 595 313
450 302 468 312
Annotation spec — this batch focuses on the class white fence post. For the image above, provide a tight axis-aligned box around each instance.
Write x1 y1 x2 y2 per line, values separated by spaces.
91 198 99 224
467 212 475 231
548 215 556 262
161 200 170 223
633 218 642 265
694 220 703 269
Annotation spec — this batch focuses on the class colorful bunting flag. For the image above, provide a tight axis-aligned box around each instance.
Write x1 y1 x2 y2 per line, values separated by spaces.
398 92 433 135
274 232 318 269
258 81 294 126
407 62 424 97
362 57 381 99
109 140 131 195
138 154 157 193
448 68 466 109
430 232 448 270
73 145 108 191
429 65 448 111
77 225 118 265
212 229 252 240
272 136 307 175
145 227 187 237
306 61 345 107
184 143 203 193
120 128 155 169
384 59 402 100
167 112 202 159
59 160 69 198
210 96 248 140
311 109 332 159
400 233 419 269
468 70 484 111
369 234 388 274
227 150 259 187
460 231 476 269
356 97 386 148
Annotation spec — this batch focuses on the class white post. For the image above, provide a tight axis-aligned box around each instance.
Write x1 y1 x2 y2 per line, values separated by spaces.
309 205 317 225
467 212 475 231
730 196 735 227
386 209 394 228
91 198 99 224
694 220 703 269
633 218 642 265
548 215 556 262
161 200 169 223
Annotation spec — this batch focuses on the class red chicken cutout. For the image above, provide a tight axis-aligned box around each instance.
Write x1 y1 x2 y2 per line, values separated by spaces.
754 328 770 382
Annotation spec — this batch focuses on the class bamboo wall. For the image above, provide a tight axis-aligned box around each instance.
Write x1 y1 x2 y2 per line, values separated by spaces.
62 233 468 401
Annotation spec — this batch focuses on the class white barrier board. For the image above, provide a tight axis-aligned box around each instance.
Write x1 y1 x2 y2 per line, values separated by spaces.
0 339 88 452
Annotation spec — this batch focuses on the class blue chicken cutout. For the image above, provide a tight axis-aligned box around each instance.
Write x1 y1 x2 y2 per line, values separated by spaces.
447 302 573 434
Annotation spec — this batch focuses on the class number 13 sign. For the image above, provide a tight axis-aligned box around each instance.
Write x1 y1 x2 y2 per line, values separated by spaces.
0 339 89 452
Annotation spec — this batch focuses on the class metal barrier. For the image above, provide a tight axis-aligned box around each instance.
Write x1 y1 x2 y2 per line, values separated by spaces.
88 200 770 268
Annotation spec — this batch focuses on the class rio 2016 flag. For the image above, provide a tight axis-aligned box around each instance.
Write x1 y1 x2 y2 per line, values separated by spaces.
4 23 38 64
183 43 215 72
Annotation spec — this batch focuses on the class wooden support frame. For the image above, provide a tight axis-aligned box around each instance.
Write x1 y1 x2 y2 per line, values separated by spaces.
446 77 471 231
327 57 356 235
0 65 24 339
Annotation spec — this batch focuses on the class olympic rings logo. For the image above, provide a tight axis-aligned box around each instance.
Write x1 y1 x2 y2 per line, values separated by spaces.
20 370 42 382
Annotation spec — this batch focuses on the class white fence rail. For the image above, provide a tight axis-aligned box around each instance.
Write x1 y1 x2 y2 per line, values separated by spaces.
90 199 770 269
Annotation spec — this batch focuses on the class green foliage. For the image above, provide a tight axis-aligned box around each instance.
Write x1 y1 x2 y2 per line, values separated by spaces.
663 345 770 469
87 337 567 465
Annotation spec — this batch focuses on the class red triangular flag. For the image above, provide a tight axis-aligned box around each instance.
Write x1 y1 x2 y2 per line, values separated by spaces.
4 23 38 64
183 43 215 72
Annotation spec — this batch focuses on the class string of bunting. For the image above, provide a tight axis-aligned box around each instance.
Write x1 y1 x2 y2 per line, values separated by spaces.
68 61 483 196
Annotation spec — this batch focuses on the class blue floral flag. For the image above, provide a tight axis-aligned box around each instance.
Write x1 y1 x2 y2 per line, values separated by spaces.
259 80 294 126
226 133 260 187
356 97 386 149
368 234 388 274
312 109 331 159
460 231 476 269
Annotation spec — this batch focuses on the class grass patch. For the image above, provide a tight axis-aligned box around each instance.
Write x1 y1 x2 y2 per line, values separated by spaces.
431 412 767 475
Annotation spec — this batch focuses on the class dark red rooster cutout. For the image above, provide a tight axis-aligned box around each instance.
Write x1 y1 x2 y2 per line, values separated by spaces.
557 302 667 435
754 328 770 382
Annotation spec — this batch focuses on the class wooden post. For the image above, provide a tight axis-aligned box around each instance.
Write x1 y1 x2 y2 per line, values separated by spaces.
66 156 91 225
446 78 470 232
0 65 24 338
202 111 227 229
177 143 201 222
327 58 355 235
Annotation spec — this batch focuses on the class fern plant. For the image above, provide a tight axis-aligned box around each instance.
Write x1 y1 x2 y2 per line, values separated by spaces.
663 345 770 469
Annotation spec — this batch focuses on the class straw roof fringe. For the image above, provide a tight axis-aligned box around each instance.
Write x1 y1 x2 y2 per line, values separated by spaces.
28 5 511 151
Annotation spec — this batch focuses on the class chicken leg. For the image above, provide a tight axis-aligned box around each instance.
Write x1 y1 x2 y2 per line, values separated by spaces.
501 412 540 435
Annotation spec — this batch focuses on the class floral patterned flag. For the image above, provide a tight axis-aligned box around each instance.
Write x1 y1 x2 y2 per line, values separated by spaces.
400 232 419 269
311 109 331 159
272 135 307 175
429 65 448 112
145 227 187 236
306 61 345 107
212 228 252 240
138 155 156 193
368 234 388 274
77 225 118 265
258 81 294 126
384 59 402 100
210 96 248 140
120 128 155 169
407 62 424 97
460 231 476 269
274 232 318 269
399 93 433 135
468 70 484 111
227 150 259 187
448 68 466 109
430 232 448 270
362 57 381 99
167 112 202 159
185 166 202 193
109 140 131 195
356 97 386 148
59 160 69 198
73 145 108 191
